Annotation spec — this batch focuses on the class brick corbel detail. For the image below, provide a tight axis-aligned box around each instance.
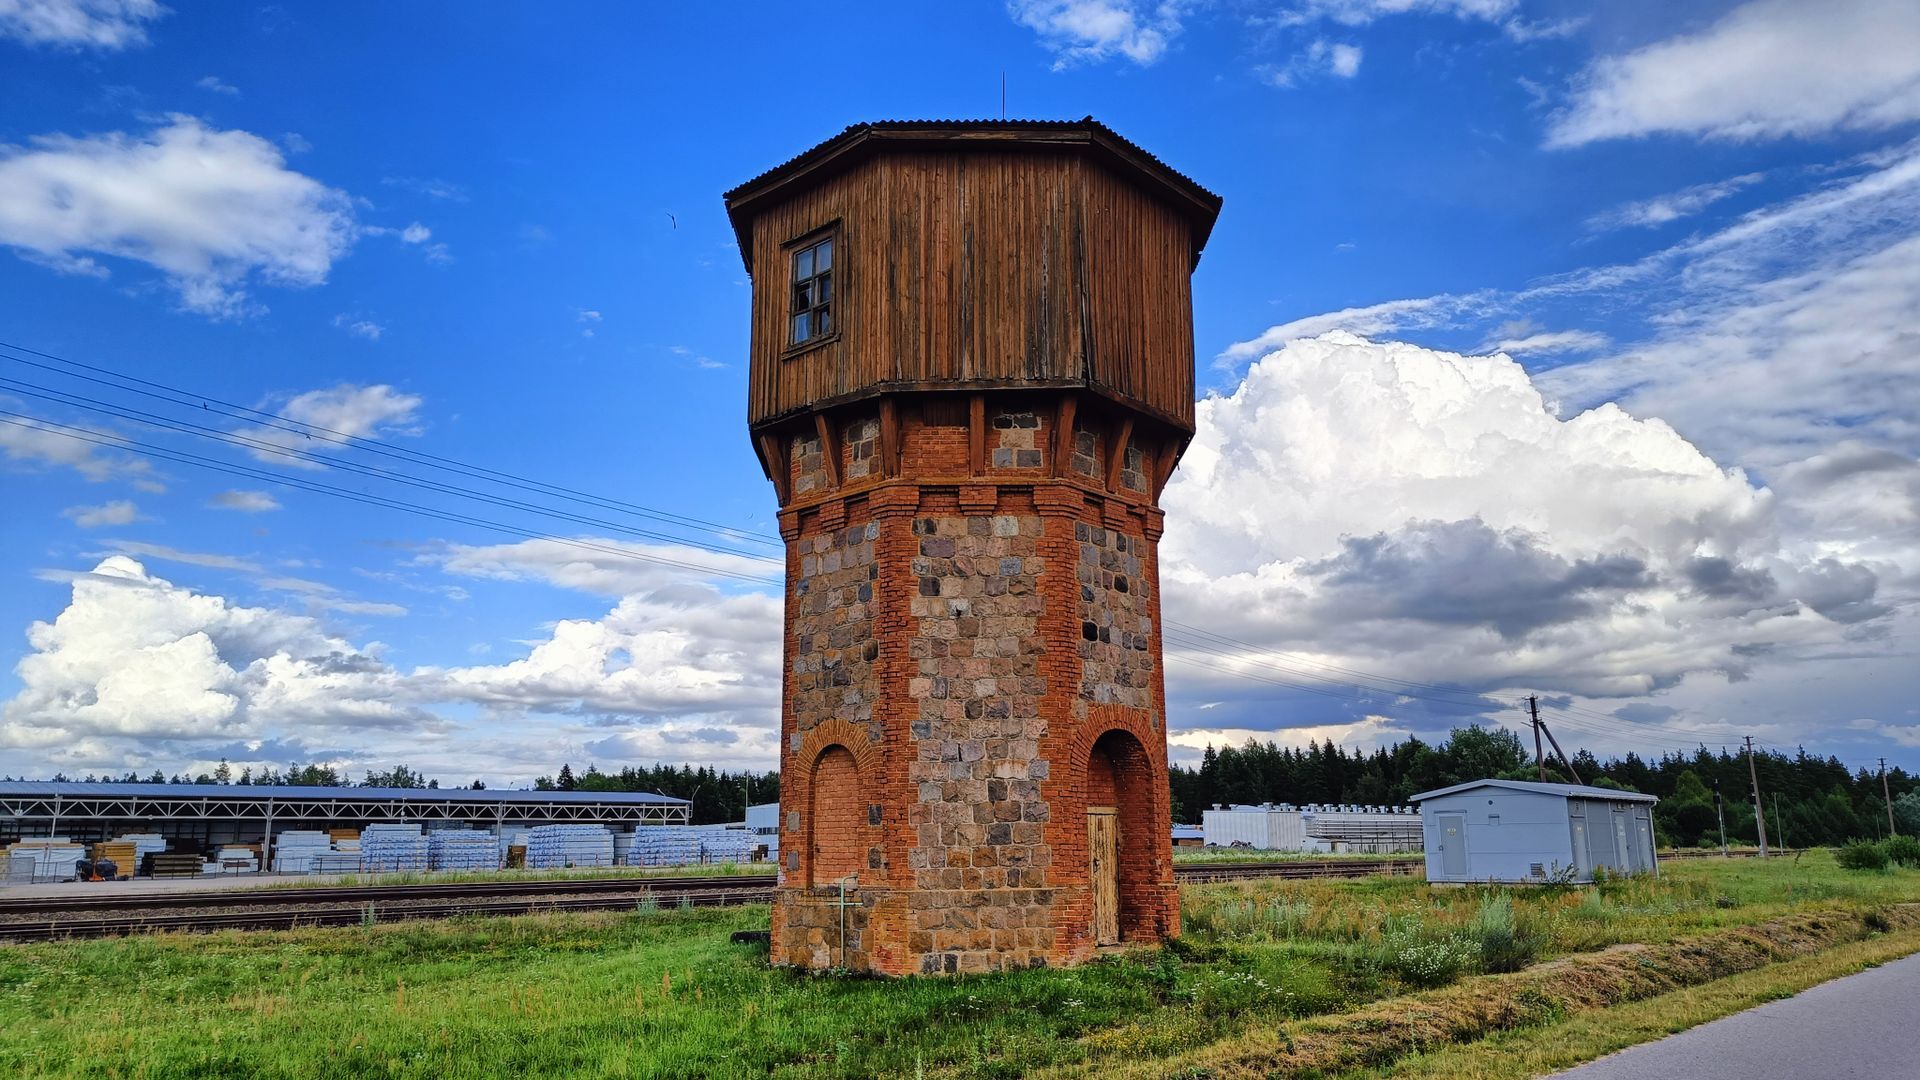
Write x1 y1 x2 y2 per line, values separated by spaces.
1141 507 1166 542
957 484 998 515
816 498 847 531
1031 485 1085 517
777 508 804 542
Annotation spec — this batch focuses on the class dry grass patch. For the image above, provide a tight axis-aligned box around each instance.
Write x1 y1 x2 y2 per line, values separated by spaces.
1037 905 1920 1080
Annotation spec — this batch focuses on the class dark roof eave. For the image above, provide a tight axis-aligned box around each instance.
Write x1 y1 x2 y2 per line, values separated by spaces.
723 119 1222 274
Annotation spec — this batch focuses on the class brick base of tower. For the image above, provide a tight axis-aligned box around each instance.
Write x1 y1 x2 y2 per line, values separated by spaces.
765 393 1180 976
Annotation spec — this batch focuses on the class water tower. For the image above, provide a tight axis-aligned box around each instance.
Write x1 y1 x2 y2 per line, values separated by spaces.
725 119 1219 975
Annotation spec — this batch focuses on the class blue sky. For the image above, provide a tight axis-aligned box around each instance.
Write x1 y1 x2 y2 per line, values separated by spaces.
2 0 1918 785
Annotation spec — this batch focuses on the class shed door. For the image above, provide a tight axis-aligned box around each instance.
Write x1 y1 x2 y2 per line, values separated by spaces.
1437 811 1468 878
1633 809 1655 876
1088 806 1119 946
1611 808 1633 873
1568 803 1591 880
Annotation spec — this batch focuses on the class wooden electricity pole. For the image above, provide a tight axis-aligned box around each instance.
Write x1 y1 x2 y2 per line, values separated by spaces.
1881 759 1898 837
1529 695 1546 781
1745 736 1769 857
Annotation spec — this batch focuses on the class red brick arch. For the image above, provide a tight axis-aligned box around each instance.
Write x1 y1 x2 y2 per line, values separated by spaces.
790 718 884 887
1063 709 1171 943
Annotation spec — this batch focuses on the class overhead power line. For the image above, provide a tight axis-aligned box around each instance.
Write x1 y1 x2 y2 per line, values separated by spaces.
0 339 781 548
0 375 776 562
0 413 782 588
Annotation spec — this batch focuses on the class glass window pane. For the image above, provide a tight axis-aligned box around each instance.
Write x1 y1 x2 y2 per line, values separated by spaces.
793 282 812 309
791 312 811 343
816 308 832 335
817 273 831 303
793 248 813 279
815 239 832 271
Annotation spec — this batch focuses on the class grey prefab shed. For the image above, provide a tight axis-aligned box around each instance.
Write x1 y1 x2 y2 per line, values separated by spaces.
1409 780 1658 884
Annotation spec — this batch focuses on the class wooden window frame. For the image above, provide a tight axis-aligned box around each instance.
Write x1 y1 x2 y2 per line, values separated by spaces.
781 221 842 359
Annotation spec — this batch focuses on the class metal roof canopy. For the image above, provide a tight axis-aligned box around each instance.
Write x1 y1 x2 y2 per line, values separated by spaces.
0 781 690 826
1408 779 1659 805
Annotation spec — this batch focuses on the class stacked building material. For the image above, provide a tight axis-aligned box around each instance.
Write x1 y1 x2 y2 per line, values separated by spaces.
109 833 168 872
698 830 753 863
625 826 701 867
358 823 428 872
148 853 204 878
89 841 138 878
524 824 615 869
427 828 502 871
207 845 260 873
271 830 338 873
6 839 85 881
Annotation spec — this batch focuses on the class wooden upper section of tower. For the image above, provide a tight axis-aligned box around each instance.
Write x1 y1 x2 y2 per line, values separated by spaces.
725 119 1222 434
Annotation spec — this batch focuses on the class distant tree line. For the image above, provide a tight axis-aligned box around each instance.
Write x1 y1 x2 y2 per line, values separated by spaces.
15 730 1916 844
533 763 779 826
1172 726 1920 848
11 760 483 789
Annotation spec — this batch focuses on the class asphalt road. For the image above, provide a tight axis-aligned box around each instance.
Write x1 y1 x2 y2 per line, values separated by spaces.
1549 951 1920 1079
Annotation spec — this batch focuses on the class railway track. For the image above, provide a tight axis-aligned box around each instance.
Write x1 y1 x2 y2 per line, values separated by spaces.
0 858 1419 942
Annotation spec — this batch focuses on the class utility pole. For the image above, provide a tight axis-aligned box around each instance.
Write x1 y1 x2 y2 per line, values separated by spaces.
1881 759 1898 837
1529 695 1546 781
1712 778 1728 856
1745 736 1768 857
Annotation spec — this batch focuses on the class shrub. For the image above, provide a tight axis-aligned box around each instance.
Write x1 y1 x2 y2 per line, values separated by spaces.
1882 834 1920 869
1836 840 1890 871
1373 916 1478 988
1469 894 1541 974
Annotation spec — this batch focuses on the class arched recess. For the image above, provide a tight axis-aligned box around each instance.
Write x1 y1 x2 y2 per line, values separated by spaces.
809 745 864 887
1084 727 1159 944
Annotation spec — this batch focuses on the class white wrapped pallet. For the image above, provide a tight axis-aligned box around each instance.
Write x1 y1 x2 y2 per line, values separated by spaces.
359 823 428 872
699 830 752 863
211 846 260 873
627 825 701 867
271 830 337 873
428 829 502 871
524 824 614 869
6 839 85 881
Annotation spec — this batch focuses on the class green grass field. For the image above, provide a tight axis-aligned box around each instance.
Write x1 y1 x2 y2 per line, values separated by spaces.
2 852 1914 1079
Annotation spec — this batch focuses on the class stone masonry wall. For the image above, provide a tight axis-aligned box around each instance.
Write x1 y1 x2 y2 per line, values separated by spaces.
1076 522 1154 710
906 512 1055 973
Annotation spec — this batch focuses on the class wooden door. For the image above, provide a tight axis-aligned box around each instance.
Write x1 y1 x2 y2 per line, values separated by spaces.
1088 806 1119 946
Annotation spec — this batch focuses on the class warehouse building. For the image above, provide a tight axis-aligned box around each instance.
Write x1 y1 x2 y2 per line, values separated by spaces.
1410 779 1658 884
0 781 689 872
1200 803 1423 852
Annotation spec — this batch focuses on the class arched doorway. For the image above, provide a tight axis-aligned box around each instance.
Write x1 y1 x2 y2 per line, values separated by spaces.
1086 728 1154 946
809 745 863 887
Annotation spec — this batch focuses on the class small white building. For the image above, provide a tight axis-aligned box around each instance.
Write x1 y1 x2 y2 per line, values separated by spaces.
745 802 780 860
1410 779 1658 884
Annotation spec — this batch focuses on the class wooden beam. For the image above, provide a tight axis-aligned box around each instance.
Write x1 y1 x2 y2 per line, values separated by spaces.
757 431 791 505
1152 437 1182 499
1050 395 1077 478
814 412 841 490
1103 415 1134 493
968 394 987 476
878 398 901 479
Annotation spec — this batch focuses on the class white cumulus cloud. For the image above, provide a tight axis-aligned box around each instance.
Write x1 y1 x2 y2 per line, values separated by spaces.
207 489 281 513
0 0 165 49
1008 0 1187 67
240 383 423 466
61 500 139 527
1161 333 1878 718
1549 0 1920 147
0 116 356 317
